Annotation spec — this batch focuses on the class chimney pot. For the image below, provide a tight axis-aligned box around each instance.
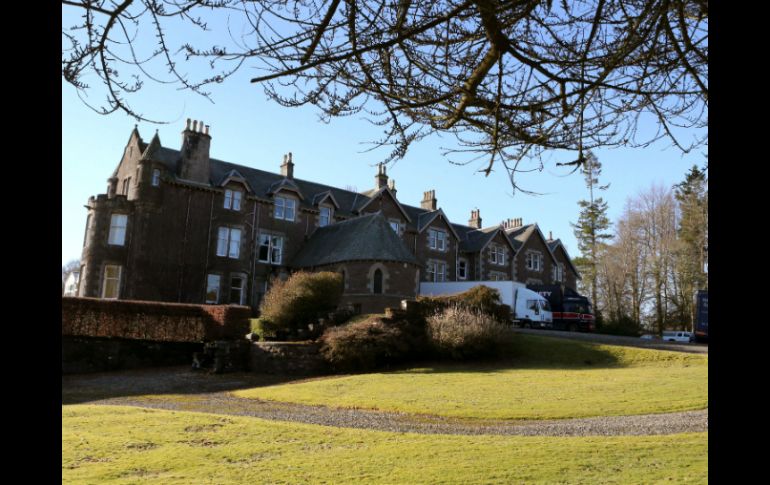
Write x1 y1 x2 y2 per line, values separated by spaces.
186 118 191 130
468 209 482 229
421 189 437 211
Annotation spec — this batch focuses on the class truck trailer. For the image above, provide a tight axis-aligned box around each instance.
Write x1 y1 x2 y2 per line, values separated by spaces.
526 285 595 332
418 281 553 328
694 290 708 342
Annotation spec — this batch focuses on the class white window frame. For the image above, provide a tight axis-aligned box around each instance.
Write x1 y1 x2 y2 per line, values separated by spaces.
526 252 542 271
151 169 160 186
320 206 332 227
490 245 504 265
229 275 247 305
457 259 467 280
216 227 242 259
205 274 221 304
108 214 128 246
274 196 296 221
425 262 435 282
429 229 447 251
426 261 446 282
258 234 284 265
224 189 242 211
101 265 122 299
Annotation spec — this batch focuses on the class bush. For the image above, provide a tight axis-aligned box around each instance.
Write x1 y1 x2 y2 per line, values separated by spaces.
417 285 511 323
250 317 276 341
426 306 514 360
598 314 641 337
320 315 413 372
259 271 343 339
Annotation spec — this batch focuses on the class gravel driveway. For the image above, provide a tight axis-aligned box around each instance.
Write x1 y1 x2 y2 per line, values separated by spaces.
513 328 709 354
63 367 708 437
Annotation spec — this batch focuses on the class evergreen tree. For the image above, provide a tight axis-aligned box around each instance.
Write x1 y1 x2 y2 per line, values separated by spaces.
572 152 613 311
673 165 708 329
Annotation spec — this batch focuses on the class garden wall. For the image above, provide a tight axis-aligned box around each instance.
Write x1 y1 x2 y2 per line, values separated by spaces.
250 342 329 375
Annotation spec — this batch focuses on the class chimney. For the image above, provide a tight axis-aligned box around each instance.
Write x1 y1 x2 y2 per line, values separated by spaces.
421 190 437 211
280 152 294 179
178 118 211 184
549 231 553 240
375 163 389 189
468 209 482 229
107 176 118 198
388 179 397 197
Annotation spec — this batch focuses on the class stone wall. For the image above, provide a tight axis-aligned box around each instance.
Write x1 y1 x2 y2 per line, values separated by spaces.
250 342 329 375
62 336 203 374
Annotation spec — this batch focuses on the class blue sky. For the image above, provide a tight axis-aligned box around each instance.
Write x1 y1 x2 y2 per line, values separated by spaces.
61 10 706 266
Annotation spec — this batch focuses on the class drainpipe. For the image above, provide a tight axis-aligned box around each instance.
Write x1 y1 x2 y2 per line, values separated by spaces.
202 191 214 301
177 189 192 302
250 199 259 308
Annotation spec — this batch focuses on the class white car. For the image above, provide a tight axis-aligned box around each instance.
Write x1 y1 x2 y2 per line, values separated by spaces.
662 331 694 343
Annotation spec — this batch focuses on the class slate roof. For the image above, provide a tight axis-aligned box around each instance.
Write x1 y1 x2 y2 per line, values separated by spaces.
139 135 557 259
291 212 419 268
505 224 534 251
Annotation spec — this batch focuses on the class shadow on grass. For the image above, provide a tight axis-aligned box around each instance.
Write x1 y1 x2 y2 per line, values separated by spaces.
62 335 632 405
62 367 325 405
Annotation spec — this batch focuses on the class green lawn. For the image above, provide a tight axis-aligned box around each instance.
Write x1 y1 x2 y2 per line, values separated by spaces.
63 405 707 484
234 335 708 420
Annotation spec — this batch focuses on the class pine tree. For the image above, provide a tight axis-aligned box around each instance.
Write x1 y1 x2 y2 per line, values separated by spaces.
572 152 613 312
673 165 708 329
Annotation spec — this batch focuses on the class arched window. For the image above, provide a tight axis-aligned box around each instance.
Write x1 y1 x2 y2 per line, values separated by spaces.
373 269 383 294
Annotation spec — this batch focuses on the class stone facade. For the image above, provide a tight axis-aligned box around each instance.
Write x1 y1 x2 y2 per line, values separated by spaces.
79 121 581 315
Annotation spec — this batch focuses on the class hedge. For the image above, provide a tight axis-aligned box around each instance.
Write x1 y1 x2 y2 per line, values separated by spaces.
62 297 250 343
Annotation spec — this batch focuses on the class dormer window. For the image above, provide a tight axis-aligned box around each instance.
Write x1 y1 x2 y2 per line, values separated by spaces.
224 189 242 211
389 220 400 234
275 196 295 221
151 169 161 186
320 206 332 227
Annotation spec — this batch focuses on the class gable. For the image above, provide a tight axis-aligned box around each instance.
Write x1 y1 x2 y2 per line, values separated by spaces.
357 188 412 222
551 242 581 278
518 227 558 264
420 210 461 241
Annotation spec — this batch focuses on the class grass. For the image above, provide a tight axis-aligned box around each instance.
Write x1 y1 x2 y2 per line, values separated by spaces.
63 405 707 484
233 334 708 420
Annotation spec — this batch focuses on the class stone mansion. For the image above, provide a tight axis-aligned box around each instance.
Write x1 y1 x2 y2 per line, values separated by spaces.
77 120 580 314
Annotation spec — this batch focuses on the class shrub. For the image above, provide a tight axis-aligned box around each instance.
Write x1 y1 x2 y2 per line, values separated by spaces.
598 314 641 337
250 317 277 341
417 285 511 323
320 315 416 372
259 271 343 338
426 306 514 360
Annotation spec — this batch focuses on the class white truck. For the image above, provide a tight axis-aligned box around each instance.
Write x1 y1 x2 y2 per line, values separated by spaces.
418 281 553 328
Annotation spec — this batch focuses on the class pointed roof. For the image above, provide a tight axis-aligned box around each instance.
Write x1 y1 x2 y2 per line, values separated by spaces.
312 190 340 209
291 212 419 268
547 238 582 279
267 177 305 200
218 169 253 193
140 131 162 160
417 209 461 240
505 224 558 264
354 186 412 222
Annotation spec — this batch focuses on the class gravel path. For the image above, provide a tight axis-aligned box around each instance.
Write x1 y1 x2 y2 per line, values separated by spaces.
63 367 708 437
